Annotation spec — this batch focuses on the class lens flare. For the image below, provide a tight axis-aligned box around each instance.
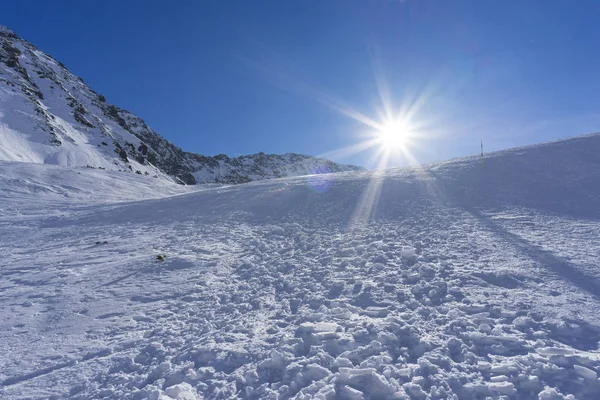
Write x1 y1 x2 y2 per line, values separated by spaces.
307 165 334 193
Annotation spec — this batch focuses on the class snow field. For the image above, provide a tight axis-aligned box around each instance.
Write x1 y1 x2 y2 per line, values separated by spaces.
2 133 600 399
1 204 599 399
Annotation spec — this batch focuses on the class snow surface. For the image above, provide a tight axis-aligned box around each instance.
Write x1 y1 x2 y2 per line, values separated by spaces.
2 133 600 399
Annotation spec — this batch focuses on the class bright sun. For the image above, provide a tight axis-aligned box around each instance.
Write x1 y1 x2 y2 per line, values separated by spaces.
377 119 410 150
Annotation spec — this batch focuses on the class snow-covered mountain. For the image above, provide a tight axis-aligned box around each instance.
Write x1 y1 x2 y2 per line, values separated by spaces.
0 25 362 185
2 133 600 399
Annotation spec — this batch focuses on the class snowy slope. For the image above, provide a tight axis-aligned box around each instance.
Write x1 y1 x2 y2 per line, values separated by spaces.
2 133 600 399
0 25 362 185
0 161 200 206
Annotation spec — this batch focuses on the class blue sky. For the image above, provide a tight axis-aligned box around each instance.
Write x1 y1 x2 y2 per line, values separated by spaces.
4 0 600 168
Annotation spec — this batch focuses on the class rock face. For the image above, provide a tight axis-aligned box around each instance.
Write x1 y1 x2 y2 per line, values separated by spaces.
0 25 363 184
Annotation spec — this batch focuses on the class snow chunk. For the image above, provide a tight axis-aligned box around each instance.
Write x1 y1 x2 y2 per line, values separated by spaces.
338 385 365 399
401 248 417 264
333 357 354 369
537 347 575 357
538 387 574 400
488 381 516 396
337 368 394 397
163 383 199 400
490 363 516 375
490 375 509 382
403 382 428 399
477 361 492 372
297 322 339 334
574 364 597 381
513 315 535 328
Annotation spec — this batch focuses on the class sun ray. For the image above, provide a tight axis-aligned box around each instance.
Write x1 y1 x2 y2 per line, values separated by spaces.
317 138 381 161
369 45 394 124
243 57 384 131
348 148 390 228
243 47 442 227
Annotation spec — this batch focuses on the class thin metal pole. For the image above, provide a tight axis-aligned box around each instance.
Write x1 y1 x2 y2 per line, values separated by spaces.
481 139 484 167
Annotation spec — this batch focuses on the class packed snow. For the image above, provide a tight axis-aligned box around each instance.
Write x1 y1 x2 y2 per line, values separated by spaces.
1 133 600 399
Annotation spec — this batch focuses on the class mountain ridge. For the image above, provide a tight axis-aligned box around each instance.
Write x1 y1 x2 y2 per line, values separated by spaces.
0 25 363 184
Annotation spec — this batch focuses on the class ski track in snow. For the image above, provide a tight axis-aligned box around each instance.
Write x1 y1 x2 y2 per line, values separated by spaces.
2 137 600 399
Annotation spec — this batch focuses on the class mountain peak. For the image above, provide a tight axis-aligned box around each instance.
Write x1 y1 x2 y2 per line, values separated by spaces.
0 25 17 37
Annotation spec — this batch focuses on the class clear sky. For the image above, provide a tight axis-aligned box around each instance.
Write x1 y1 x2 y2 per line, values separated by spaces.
3 0 600 168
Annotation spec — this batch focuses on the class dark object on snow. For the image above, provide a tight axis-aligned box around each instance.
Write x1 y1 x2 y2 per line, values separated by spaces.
95 241 108 245
118 149 128 162
156 254 166 262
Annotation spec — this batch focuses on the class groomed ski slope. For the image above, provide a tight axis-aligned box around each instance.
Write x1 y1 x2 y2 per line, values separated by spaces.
1 134 600 399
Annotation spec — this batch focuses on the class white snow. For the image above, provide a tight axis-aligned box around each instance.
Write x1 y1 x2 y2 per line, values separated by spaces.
2 132 600 399
0 40 169 178
573 365 597 381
